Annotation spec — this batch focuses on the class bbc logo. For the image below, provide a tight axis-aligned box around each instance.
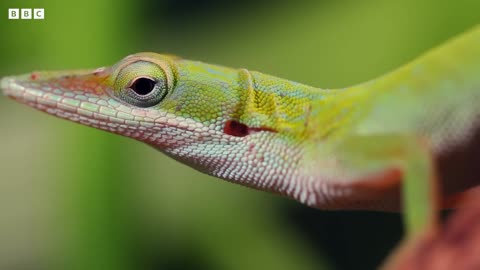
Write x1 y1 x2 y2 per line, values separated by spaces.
8 8 45 20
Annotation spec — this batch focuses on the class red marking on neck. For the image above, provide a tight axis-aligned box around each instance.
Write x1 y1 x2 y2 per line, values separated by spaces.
223 120 276 137
30 73 38 80
249 126 276 133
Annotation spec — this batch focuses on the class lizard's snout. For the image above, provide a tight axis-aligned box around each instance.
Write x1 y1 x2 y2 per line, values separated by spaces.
1 76 12 97
1 75 26 100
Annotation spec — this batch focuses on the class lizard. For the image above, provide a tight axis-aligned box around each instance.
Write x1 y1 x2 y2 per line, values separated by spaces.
2 25 479 235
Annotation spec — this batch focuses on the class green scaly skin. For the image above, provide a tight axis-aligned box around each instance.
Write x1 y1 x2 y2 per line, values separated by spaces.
2 26 480 234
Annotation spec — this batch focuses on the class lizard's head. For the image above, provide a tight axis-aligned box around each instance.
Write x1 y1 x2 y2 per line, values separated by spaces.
1 53 304 187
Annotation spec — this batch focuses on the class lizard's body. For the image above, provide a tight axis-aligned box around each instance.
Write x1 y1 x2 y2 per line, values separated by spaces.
2 26 480 232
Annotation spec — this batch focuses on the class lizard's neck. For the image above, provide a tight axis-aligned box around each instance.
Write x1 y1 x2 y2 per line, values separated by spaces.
237 69 342 139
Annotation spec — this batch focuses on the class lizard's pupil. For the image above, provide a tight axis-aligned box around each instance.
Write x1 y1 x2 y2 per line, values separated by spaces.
130 77 155 96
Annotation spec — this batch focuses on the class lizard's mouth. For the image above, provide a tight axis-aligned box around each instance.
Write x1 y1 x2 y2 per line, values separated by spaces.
0 71 216 146
0 69 138 134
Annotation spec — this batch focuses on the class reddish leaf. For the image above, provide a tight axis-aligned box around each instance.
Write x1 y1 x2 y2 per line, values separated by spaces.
383 189 480 270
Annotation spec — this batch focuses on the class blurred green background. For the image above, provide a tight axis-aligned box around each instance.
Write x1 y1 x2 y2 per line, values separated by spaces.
0 1 478 269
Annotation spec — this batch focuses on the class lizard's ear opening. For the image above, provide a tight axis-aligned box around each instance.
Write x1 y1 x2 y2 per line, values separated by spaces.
224 120 249 137
224 120 278 137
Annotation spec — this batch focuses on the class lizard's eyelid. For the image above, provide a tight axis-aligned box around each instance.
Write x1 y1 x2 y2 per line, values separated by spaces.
120 80 168 108
113 62 170 107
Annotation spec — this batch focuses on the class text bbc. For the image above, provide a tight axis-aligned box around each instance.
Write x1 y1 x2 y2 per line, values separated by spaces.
8 9 45 19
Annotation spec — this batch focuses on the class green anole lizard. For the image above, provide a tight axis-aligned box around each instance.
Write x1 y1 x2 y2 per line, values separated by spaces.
2 26 479 235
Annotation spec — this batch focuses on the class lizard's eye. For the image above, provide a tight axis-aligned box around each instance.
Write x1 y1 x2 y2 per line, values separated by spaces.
121 75 168 107
130 77 156 95
113 60 173 108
